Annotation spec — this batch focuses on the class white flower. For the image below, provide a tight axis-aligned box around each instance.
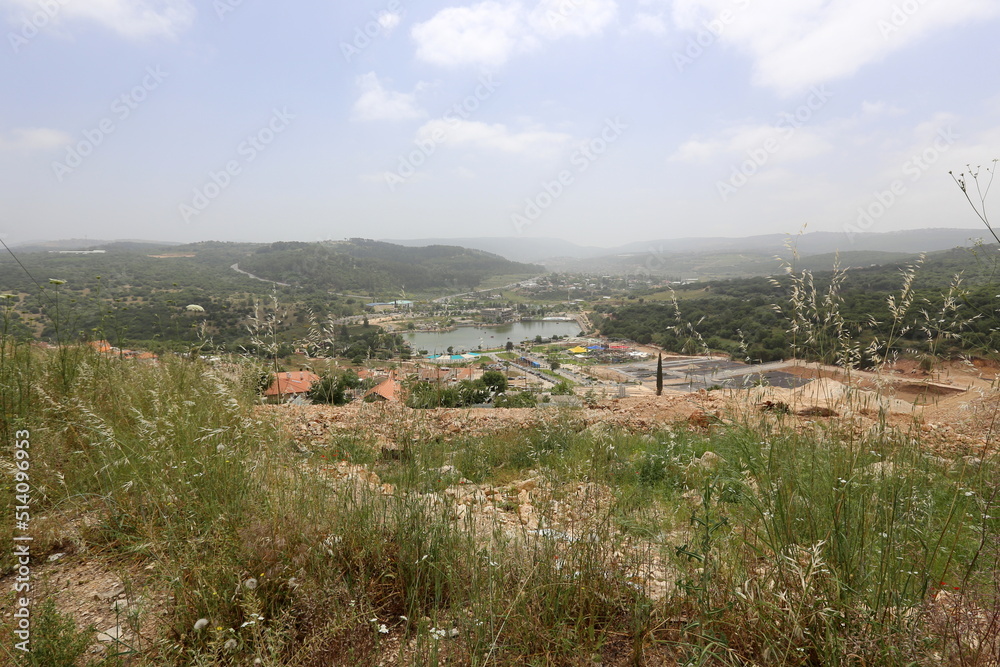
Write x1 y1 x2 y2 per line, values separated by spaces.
224 638 237 650
379 624 389 634
194 618 209 631
217 444 226 452
244 578 258 590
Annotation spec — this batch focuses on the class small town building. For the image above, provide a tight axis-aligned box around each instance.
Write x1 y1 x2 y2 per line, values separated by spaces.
264 370 320 402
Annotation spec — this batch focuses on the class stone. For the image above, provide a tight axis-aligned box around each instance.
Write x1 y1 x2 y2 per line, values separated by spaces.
515 478 538 493
96 583 125 601
96 626 123 642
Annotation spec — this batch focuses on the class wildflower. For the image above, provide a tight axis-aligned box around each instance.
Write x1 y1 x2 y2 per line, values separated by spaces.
194 618 209 631
224 638 237 650
217 444 226 452
244 578 258 590
379 624 389 634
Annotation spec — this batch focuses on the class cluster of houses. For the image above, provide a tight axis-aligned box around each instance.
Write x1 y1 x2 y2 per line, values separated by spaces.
262 364 488 404
87 340 158 361
480 307 516 323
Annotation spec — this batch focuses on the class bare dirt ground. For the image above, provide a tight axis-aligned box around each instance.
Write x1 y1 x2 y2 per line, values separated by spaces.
273 357 999 457
0 512 172 662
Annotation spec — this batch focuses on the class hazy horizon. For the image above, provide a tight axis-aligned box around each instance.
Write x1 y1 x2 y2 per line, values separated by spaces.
1 1 998 248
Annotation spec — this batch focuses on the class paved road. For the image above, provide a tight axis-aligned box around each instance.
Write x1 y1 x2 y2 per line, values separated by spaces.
230 263 291 287
432 276 546 303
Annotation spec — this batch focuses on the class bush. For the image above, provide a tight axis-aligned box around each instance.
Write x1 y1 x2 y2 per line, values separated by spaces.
481 370 508 392
307 370 360 405
494 391 537 408
550 381 574 395
14 598 93 667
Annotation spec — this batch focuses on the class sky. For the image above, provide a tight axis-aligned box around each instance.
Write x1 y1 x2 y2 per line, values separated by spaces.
0 0 998 249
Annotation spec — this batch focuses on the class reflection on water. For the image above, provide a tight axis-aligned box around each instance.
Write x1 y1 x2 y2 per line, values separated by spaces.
404 320 581 353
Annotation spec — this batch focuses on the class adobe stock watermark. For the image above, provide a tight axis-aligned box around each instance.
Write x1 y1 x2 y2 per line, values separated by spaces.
51 66 168 183
716 84 833 202
12 429 33 653
341 0 403 62
878 0 928 39
511 117 627 235
179 108 294 223
674 0 751 73
8 0 68 53
536 0 599 31
214 0 249 20
384 74 500 192
844 126 959 241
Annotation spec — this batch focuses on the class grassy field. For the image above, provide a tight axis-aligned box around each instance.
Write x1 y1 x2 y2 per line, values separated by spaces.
1 337 998 665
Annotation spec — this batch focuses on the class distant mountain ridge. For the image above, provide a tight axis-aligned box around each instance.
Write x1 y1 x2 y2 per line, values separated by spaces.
388 229 986 265
11 238 179 252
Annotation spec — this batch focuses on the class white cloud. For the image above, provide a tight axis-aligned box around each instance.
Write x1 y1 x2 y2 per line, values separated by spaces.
528 0 617 39
0 127 72 152
670 123 831 164
2 0 196 39
411 0 617 67
416 118 573 156
412 2 531 68
353 72 425 122
670 0 1000 95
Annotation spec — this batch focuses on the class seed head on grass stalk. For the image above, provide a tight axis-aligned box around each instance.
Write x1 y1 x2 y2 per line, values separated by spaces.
865 254 925 372
950 160 998 243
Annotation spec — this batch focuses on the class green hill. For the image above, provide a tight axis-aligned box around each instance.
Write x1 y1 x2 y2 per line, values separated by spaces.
237 239 542 293
598 244 1000 362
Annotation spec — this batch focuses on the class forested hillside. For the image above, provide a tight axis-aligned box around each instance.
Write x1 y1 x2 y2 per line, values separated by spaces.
0 239 538 352
598 245 1000 362
237 239 541 292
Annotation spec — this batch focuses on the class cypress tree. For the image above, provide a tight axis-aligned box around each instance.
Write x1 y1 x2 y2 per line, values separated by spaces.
656 352 663 396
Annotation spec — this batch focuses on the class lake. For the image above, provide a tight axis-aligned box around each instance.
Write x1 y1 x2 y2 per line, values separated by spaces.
404 320 583 353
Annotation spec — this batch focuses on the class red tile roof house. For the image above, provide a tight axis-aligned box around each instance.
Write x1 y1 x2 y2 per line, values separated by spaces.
263 370 320 403
363 373 402 402
418 367 456 384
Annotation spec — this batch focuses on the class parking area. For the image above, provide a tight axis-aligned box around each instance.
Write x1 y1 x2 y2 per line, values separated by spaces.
615 356 810 393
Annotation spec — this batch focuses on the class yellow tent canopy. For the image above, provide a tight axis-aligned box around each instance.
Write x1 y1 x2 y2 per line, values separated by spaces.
568 346 588 354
